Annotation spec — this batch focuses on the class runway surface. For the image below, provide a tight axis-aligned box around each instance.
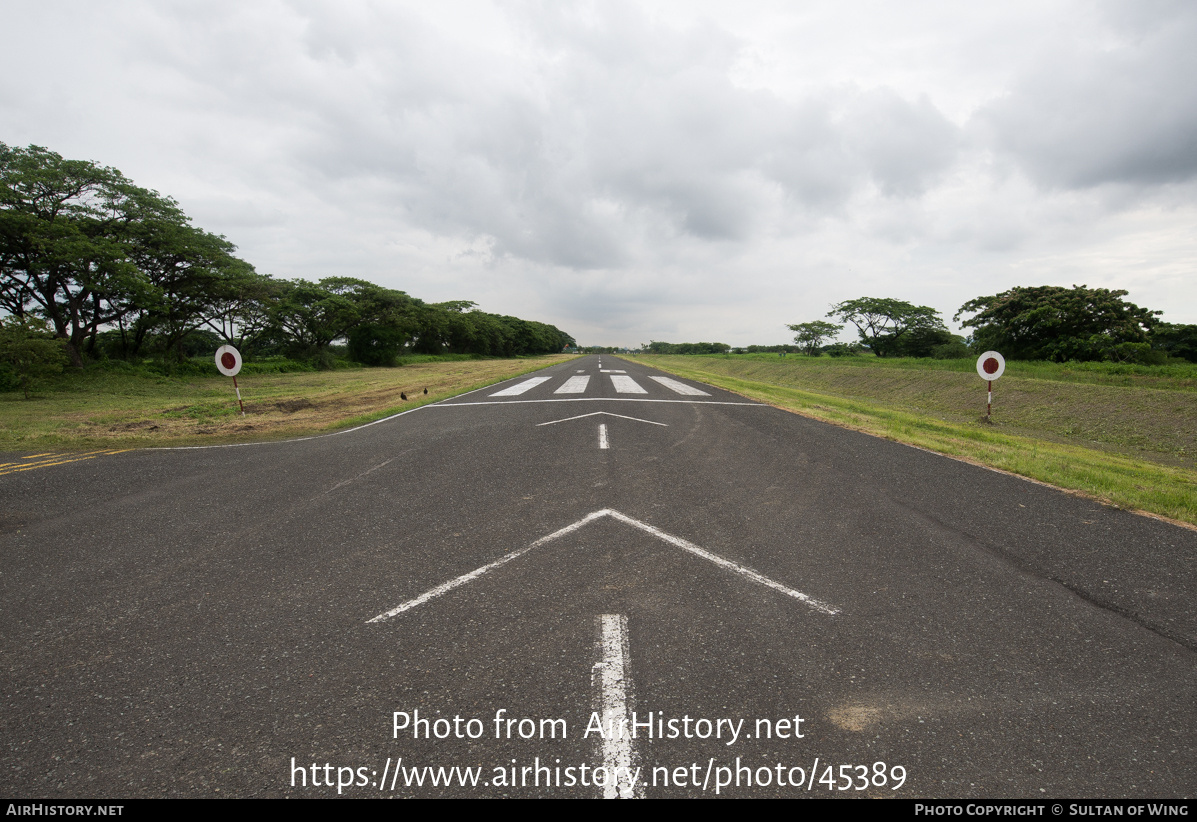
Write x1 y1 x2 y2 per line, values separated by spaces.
1 355 1193 797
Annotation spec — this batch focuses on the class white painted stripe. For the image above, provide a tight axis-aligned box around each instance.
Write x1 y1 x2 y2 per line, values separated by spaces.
648 376 710 396
490 376 551 396
369 509 839 622
604 510 840 615
610 376 647 394
536 411 668 427
441 398 760 407
594 615 641 799
598 424 609 449
367 510 610 622
599 369 626 373
555 376 591 394
323 457 396 495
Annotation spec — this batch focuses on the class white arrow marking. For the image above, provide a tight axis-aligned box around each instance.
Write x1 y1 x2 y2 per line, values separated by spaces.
595 614 641 799
367 509 839 622
536 411 668 427
602 510 838 614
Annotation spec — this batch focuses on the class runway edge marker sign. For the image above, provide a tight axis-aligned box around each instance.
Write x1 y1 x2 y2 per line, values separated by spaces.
215 344 245 416
975 350 1005 421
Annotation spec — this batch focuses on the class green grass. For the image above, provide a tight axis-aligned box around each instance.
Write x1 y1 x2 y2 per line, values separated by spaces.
627 354 1197 527
0 355 579 450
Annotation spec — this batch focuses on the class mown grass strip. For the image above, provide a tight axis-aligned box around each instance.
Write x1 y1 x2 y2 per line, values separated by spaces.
0 355 580 450
630 355 1197 527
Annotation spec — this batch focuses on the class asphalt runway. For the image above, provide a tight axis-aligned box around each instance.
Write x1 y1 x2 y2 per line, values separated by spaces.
1 355 1193 798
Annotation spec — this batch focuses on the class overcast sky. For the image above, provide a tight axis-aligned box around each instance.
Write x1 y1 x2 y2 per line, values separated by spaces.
4 1 1195 346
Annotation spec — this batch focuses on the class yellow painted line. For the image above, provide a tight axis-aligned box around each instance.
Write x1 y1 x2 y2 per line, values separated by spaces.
0 452 65 467
0 454 72 468
0 450 129 476
0 455 108 474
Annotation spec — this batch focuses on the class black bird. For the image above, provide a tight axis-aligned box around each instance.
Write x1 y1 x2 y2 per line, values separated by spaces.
400 392 407 401
423 387 428 394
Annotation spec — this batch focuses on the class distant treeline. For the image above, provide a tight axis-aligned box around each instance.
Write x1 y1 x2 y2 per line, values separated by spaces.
644 288 1197 365
642 341 731 355
0 143 574 368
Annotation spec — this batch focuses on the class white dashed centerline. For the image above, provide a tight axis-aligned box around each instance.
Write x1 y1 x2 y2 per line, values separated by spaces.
594 614 641 799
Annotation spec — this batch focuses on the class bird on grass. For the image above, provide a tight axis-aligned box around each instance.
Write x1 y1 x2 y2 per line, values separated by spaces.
423 387 428 394
400 392 407 401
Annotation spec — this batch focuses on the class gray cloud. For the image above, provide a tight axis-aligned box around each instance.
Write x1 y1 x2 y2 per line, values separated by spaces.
974 3 1197 189
3 0 1195 343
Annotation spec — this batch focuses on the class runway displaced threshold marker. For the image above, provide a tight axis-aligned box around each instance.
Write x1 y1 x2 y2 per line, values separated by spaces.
367 509 840 623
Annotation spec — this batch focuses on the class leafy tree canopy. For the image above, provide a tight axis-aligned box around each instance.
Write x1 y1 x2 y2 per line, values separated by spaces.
2 143 576 370
0 316 68 398
641 341 730 355
827 297 946 357
955 285 1161 363
786 320 842 355
1151 322 1197 363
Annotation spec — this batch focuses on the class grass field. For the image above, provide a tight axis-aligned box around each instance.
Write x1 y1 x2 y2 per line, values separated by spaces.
627 353 1197 527
0 354 579 450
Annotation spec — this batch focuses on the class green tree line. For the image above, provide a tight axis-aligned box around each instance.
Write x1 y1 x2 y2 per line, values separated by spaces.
784 289 1196 364
0 143 574 370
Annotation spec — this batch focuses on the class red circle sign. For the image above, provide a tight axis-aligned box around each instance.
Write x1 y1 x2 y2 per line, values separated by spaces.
215 345 243 377
975 351 1006 380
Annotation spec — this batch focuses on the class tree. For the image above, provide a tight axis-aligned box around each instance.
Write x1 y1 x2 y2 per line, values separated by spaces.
786 320 842 355
954 285 1161 362
0 143 254 366
1 145 156 364
827 297 946 357
0 317 68 398
202 269 278 354
269 278 365 357
1151 323 1197 363
120 212 256 362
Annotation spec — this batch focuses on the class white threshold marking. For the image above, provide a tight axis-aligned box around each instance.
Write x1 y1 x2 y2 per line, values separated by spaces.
490 376 551 396
440 398 760 407
599 369 627 374
555 376 591 394
367 509 839 622
610 375 647 394
156 365 665 451
594 615 641 799
598 424 609 449
537 411 667 427
648 376 710 396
